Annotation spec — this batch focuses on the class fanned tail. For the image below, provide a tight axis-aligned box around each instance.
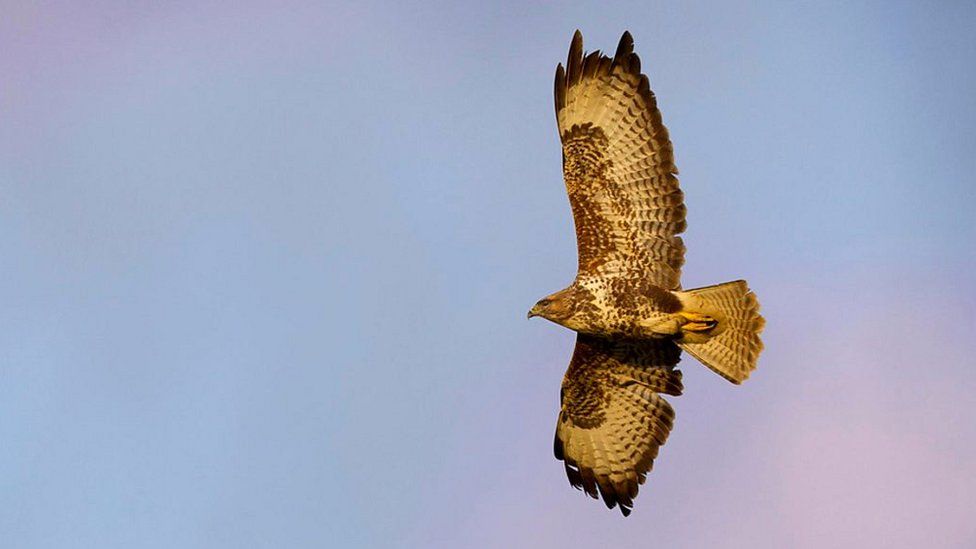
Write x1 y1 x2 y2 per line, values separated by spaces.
675 280 764 383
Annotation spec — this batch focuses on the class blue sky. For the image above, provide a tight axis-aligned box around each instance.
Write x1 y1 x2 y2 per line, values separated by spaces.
2 2 975 547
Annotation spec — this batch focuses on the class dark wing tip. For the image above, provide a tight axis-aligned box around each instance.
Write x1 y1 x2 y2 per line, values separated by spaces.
567 30 584 84
598 477 637 517
570 30 583 57
560 30 645 111
553 424 565 460
599 483 617 509
564 462 584 490
554 63 566 114
579 466 599 499
628 52 642 75
614 31 634 62
582 50 602 79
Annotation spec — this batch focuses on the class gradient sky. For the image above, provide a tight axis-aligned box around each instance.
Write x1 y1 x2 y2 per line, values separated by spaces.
2 2 975 548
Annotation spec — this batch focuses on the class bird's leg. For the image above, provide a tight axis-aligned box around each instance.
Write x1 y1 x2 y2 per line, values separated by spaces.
638 315 683 337
677 311 718 333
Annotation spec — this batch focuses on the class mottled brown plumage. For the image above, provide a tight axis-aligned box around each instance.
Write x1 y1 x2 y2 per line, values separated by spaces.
528 31 766 516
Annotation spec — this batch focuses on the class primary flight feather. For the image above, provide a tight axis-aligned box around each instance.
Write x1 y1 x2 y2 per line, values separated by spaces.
528 30 765 517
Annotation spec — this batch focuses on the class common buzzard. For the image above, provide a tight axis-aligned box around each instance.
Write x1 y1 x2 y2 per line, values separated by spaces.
528 31 765 517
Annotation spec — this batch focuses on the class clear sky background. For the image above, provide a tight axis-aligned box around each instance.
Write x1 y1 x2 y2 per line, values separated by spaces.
3 1 975 548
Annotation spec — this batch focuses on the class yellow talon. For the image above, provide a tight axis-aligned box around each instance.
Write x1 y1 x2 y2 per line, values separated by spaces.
678 311 718 333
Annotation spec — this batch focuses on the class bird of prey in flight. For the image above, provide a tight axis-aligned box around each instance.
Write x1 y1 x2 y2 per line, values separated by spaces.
528 30 765 517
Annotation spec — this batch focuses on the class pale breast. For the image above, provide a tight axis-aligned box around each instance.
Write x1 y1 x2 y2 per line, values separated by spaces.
575 275 681 337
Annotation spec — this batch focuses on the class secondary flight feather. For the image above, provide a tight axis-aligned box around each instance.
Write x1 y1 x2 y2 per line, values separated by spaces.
528 30 765 517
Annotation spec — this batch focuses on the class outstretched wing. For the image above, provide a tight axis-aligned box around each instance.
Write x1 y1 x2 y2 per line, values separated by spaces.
554 333 683 516
555 31 686 289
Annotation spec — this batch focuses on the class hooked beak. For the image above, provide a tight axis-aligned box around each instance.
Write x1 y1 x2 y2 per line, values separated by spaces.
527 307 539 320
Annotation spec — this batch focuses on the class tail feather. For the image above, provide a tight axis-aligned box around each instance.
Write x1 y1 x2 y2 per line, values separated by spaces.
675 280 764 384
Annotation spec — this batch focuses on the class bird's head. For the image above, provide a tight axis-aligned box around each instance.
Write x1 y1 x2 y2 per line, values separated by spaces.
527 286 587 330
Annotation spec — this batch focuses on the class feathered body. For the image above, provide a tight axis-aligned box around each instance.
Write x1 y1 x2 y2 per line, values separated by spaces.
528 31 765 516
539 276 680 338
